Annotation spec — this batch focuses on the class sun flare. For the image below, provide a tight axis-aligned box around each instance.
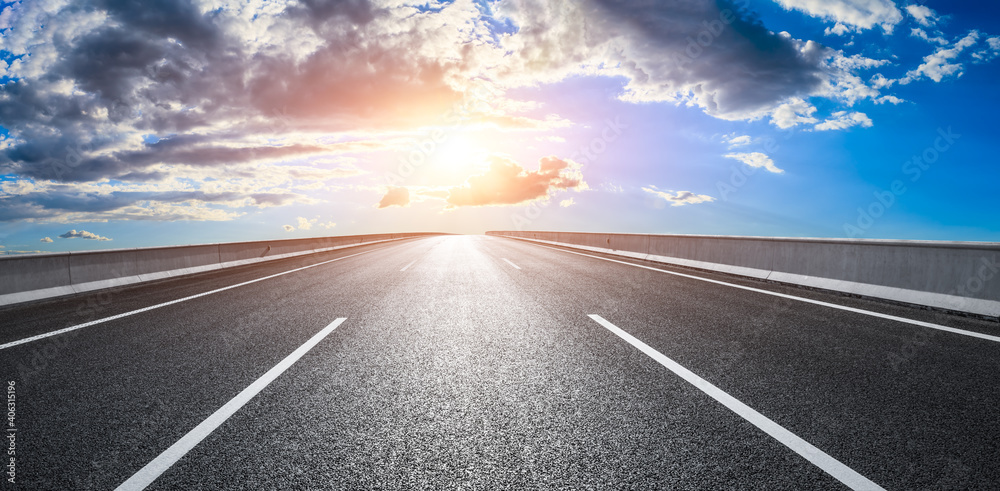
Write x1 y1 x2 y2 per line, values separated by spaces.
431 136 488 177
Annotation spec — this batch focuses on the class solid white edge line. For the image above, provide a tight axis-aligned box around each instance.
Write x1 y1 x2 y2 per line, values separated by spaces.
588 315 885 491
115 317 348 491
400 259 417 272
523 241 1000 344
501 258 521 270
0 248 379 350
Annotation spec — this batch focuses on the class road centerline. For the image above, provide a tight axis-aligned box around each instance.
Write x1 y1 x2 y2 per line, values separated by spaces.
400 259 417 272
114 317 348 491
588 314 885 491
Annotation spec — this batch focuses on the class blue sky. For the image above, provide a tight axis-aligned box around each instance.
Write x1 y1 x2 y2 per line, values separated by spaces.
1 0 999 254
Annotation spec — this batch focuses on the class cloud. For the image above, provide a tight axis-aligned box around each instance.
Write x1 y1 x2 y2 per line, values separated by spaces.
905 5 938 27
824 23 851 36
318 221 336 229
0 0 948 227
770 98 820 129
876 95 905 104
296 217 316 230
377 187 411 209
910 28 948 45
972 37 1000 63
725 134 753 147
559 198 575 207
772 0 902 33
901 31 980 83
724 152 785 174
58 229 111 241
446 155 585 207
416 189 450 200
0 0 498 219
814 111 874 131
496 0 892 127
0 181 306 223
282 224 295 232
642 187 715 207
40 237 53 243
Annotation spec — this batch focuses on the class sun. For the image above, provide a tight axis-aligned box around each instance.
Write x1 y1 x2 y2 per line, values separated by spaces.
430 135 488 177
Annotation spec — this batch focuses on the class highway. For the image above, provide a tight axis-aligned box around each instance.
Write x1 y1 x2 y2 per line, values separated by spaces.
2 235 999 490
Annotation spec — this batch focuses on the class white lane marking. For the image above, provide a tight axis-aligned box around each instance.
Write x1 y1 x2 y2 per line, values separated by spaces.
0 248 379 350
525 242 1000 344
115 317 348 491
501 258 521 270
400 259 417 272
588 315 885 490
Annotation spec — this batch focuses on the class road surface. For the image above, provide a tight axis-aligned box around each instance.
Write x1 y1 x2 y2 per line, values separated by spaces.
2 235 999 490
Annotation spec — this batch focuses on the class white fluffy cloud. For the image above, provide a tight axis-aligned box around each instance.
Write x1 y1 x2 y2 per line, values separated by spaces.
288 216 335 231
40 237 53 243
770 99 819 129
901 31 980 83
642 187 716 207
905 5 938 27
972 37 1000 63
296 217 316 230
825 23 851 36
772 0 903 33
726 134 753 147
58 229 111 241
814 111 873 131
910 28 948 45
725 152 785 174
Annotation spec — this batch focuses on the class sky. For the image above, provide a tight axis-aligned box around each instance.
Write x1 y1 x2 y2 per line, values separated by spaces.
0 0 999 254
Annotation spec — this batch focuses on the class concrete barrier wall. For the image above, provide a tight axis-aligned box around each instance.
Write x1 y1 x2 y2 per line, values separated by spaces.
0 254 72 295
0 233 440 307
488 231 1000 318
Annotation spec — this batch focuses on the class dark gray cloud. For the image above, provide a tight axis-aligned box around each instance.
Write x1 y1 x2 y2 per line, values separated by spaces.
0 187 304 222
496 0 874 122
595 0 827 114
0 0 469 186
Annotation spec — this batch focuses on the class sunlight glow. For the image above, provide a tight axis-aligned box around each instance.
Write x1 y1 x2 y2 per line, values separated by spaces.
430 135 489 179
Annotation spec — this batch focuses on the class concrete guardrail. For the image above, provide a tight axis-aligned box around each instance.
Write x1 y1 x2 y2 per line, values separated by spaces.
0 233 442 307
487 231 1000 319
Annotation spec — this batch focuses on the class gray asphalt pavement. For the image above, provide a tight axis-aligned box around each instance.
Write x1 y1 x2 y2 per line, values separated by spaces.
2 235 999 490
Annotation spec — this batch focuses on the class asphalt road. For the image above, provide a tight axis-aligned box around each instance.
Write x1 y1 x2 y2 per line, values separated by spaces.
2 235 999 490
